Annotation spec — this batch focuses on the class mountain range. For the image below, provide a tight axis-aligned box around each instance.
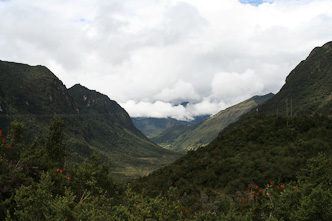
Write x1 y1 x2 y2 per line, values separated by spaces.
0 60 182 180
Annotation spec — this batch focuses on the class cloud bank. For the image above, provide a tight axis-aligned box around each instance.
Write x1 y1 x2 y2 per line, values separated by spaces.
1 0 332 120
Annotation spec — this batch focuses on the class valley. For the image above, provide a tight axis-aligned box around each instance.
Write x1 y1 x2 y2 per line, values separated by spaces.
1 41 332 219
0 61 182 180
150 93 274 152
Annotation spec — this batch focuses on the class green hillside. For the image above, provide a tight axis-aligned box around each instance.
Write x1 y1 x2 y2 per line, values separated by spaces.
134 114 332 219
151 93 273 152
132 115 209 137
136 114 332 191
0 60 182 180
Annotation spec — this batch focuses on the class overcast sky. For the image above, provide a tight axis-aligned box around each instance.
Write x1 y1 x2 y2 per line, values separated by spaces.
1 0 332 120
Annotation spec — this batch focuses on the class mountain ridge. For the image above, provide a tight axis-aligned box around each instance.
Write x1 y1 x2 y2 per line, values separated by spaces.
254 41 332 116
0 60 182 180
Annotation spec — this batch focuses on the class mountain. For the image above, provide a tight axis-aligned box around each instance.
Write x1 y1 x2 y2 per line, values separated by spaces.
0 60 182 180
132 41 332 213
151 93 273 152
132 115 209 137
0 61 76 133
254 41 332 116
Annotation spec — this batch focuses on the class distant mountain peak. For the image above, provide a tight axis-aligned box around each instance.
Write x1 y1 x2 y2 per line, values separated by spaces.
180 101 190 107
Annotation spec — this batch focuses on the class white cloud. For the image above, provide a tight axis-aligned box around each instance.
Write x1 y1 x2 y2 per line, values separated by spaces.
1 0 332 119
120 100 191 121
186 98 228 117
211 69 264 104
120 98 227 121
154 80 200 103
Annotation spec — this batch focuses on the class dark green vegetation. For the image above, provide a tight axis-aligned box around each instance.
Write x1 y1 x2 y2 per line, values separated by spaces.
129 41 332 219
2 116 332 220
133 114 332 219
0 119 187 220
0 60 181 179
151 93 273 152
254 41 332 116
132 115 209 137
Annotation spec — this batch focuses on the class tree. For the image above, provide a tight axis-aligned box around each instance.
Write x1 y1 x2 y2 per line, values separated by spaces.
45 115 66 168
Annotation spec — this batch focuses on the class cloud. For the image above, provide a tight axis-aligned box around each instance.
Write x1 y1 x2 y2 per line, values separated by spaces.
1 0 332 120
211 69 265 103
120 98 227 121
152 2 207 46
120 100 190 121
154 80 200 103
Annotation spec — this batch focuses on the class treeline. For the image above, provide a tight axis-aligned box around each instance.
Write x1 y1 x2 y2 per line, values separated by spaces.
1 115 332 220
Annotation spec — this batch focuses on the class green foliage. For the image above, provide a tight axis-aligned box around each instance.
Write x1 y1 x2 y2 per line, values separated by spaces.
112 185 186 220
133 115 332 217
289 153 332 220
1 119 186 220
7 121 25 145
14 172 75 220
232 153 332 220
45 116 66 168
0 119 66 218
69 152 115 198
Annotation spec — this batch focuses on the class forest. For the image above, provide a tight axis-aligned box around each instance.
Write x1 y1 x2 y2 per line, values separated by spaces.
1 114 332 220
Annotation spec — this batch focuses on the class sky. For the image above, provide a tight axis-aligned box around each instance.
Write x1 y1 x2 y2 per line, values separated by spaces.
1 0 332 120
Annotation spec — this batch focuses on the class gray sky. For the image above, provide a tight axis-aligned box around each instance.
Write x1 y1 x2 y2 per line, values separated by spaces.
1 0 332 120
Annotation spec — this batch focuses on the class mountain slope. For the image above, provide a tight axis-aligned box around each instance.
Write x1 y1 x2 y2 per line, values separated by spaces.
0 61 76 115
0 61 77 136
256 41 332 116
151 93 273 152
134 115 332 208
68 84 182 178
132 115 209 137
0 60 182 180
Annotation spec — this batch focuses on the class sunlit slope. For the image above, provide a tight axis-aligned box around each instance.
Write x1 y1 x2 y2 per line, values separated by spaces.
151 93 273 152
